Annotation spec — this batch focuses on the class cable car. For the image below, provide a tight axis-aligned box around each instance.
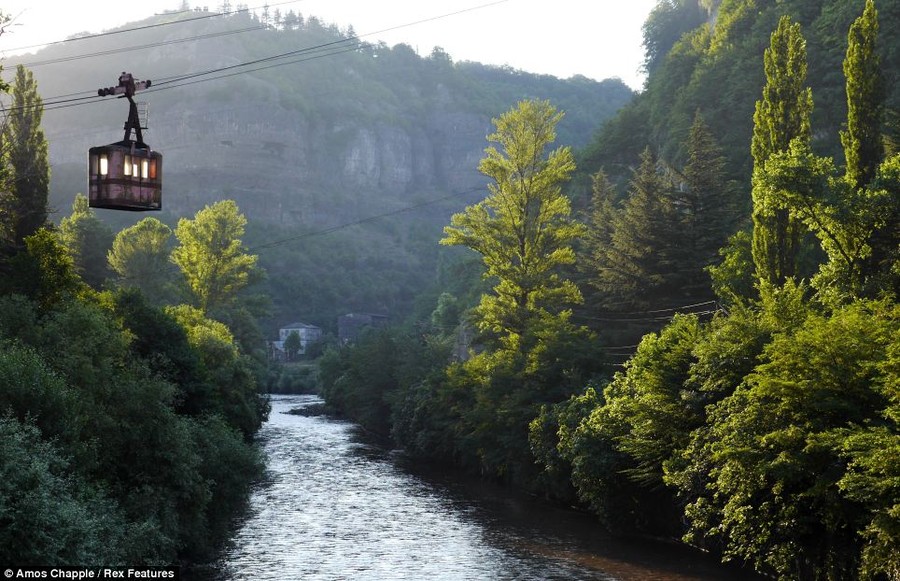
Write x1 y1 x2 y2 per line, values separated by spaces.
88 72 162 211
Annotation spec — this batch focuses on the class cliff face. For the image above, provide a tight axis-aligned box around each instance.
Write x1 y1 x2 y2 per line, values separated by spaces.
121 101 491 225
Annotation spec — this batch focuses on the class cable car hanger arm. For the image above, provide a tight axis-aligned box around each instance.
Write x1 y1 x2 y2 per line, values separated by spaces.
97 72 152 148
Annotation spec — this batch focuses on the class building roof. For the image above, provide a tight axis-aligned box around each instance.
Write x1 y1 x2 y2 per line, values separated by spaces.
281 322 321 330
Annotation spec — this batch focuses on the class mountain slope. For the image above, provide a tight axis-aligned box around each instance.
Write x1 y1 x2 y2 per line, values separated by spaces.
13 7 633 331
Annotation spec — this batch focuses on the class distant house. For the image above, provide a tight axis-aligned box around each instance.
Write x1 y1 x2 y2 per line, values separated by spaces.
338 313 388 344
271 322 322 360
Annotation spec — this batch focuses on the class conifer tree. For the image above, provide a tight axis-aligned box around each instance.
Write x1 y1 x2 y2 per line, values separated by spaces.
2 65 49 246
750 16 812 286
580 170 618 308
841 0 884 190
680 112 736 271
592 148 682 309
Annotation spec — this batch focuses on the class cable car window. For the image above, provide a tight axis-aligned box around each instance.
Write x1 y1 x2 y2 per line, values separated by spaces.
90 154 97 175
124 154 132 176
141 159 149 179
99 154 109 176
149 159 157 179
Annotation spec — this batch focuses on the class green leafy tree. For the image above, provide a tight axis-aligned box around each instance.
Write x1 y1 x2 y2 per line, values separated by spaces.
171 200 258 314
835 318 900 580
4 229 84 309
1 65 49 246
642 0 706 75
108 217 174 303
841 0 884 190
678 300 894 579
58 194 114 290
283 330 302 361
746 3 897 301
750 15 813 286
601 314 703 487
707 229 756 301
165 303 267 436
758 143 899 300
441 99 583 345
0 415 127 565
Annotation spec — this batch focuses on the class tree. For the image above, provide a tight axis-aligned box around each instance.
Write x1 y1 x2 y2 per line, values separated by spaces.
642 0 706 75
752 2 897 300
841 0 884 190
677 301 895 578
58 194 114 290
283 330 302 361
579 170 618 309
757 143 899 300
2 65 50 246
750 16 813 286
108 217 174 303
589 147 683 310
171 200 258 314
4 229 83 309
679 111 738 272
441 99 583 345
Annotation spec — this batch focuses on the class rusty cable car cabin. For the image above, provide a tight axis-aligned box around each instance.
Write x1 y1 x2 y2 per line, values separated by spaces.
88 72 162 211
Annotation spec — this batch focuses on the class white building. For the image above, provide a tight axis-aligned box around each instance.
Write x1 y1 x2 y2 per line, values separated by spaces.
271 322 322 359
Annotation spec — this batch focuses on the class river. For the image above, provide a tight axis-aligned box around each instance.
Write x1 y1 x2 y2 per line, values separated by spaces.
200 394 761 580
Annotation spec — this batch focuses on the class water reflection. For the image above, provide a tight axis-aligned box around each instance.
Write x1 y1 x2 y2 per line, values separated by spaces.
205 395 760 580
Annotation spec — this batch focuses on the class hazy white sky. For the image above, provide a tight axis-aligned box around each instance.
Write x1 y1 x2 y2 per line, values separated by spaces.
1 0 657 89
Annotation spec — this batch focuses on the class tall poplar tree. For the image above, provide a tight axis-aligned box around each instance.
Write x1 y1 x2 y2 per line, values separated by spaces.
3 65 49 245
750 16 812 286
841 0 884 191
441 99 582 344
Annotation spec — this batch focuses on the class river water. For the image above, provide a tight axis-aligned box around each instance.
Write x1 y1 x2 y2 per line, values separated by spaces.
202 394 760 580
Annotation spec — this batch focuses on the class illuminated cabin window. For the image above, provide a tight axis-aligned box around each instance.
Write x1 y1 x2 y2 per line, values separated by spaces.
124 154 132 176
141 159 149 179
148 159 157 179
99 154 109 176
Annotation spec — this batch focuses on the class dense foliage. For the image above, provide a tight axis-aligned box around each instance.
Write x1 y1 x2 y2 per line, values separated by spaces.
29 5 634 341
0 62 269 563
320 2 900 579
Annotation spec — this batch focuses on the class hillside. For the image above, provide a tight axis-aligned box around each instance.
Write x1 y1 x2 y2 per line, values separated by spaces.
582 0 899 191
8 7 633 332
16 8 632 224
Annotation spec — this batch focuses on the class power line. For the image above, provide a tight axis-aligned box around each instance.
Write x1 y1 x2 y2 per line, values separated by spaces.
152 0 509 89
10 25 266 69
37 43 365 113
249 187 485 252
572 301 723 324
3 0 509 114
1 0 303 54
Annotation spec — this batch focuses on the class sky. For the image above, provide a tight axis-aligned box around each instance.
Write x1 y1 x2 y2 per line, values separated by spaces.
0 0 657 90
